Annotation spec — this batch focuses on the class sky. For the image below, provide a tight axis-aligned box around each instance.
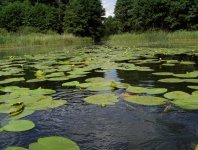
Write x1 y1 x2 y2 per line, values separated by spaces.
102 0 116 17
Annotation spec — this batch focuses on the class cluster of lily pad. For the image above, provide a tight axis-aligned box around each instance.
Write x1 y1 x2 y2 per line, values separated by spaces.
0 86 67 132
6 136 80 150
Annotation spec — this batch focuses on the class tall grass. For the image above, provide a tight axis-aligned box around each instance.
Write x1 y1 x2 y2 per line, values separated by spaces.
0 32 91 49
107 31 198 48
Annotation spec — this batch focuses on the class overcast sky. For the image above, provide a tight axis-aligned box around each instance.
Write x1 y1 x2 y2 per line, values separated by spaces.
102 0 116 17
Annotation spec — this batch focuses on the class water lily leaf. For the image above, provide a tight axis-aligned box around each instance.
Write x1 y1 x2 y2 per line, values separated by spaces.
124 95 166 106
62 81 80 87
45 72 65 78
195 144 198 150
185 79 198 83
26 79 47 83
48 100 67 108
29 88 56 96
0 86 29 93
3 120 35 132
173 73 197 78
85 77 111 83
29 136 80 150
152 72 174 76
84 93 119 106
5 147 27 150
10 109 35 120
127 86 167 94
0 78 25 85
164 91 190 100
87 86 114 91
187 86 198 90
47 76 69 81
180 61 195 65
172 98 198 110
158 78 185 83
162 63 175 66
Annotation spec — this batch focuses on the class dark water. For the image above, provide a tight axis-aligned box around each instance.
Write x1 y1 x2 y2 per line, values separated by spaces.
0 47 198 150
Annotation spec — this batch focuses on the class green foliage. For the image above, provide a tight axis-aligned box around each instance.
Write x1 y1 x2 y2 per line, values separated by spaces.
104 16 119 35
0 1 30 32
64 0 105 42
114 0 198 33
24 3 58 32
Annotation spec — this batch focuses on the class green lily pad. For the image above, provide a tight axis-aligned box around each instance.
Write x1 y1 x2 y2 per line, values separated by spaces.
195 144 198 150
45 72 65 78
172 98 198 110
0 78 25 85
185 79 198 83
28 88 56 96
62 81 80 87
5 147 27 150
162 63 175 66
3 120 35 132
26 79 47 83
87 86 114 91
84 93 119 106
180 61 195 65
29 136 80 150
173 73 197 78
127 86 167 94
152 72 174 76
158 78 185 83
164 91 190 100
0 86 29 93
124 95 166 106
47 76 69 81
10 109 35 120
187 86 198 90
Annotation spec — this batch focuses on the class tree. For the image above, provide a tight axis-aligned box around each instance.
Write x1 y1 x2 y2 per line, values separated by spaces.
0 1 30 32
104 16 119 35
24 3 58 32
64 0 105 42
114 0 133 32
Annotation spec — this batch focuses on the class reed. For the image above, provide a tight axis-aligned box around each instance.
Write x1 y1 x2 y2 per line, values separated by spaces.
0 33 91 49
107 31 198 48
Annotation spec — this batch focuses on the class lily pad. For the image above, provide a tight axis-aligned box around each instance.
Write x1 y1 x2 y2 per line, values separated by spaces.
5 147 27 150
3 120 35 132
187 86 198 90
127 86 167 94
152 72 174 76
158 78 185 83
62 81 80 87
29 136 80 150
84 93 119 106
195 144 198 150
87 86 114 91
173 73 197 78
124 95 166 106
0 78 25 85
180 61 195 65
164 91 190 100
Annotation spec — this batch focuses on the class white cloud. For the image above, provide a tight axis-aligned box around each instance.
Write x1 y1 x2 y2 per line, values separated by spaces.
102 0 116 17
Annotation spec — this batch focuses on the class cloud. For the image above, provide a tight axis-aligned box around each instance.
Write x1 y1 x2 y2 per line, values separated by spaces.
102 0 116 17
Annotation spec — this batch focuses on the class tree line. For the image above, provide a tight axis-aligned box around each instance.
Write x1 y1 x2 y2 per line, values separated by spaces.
0 0 197 40
0 0 104 42
107 0 198 34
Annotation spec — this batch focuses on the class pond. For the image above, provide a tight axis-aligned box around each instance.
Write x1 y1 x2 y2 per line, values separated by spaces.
0 45 198 150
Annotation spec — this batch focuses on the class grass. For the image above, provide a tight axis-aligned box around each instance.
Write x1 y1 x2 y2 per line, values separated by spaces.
106 31 198 48
0 33 91 49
